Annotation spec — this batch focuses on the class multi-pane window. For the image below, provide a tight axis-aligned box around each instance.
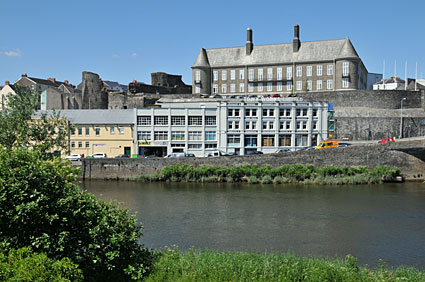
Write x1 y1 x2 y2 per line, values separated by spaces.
296 81 302 91
78 141 83 148
279 121 291 130
248 83 254 92
230 70 236 80
171 116 185 125
342 78 349 88
258 69 263 81
327 79 333 90
227 135 241 146
262 121 274 130
188 116 202 125
296 109 308 117
317 80 323 90
222 70 227 81
245 108 257 116
245 121 257 130
277 68 282 80
307 80 312 91
205 116 216 125
213 84 218 93
267 82 272 92
110 126 115 134
297 121 308 130
213 71 218 81
188 131 202 140
195 84 200 93
71 141 75 148
296 66 302 77
78 126 83 136
307 66 312 76
228 109 240 116
205 131 216 140
263 109 274 116
249 69 254 81
258 83 263 92
154 116 168 125
95 127 100 136
262 135 274 146
287 81 293 91
171 131 185 141
188 144 202 149
239 70 245 80
137 131 151 140
327 65 333 75
205 143 217 149
195 70 200 81
267 68 273 80
296 134 308 146
85 141 90 148
279 108 291 117
313 109 318 117
343 62 349 76
239 83 245 92
228 121 240 130
317 65 323 76
287 67 293 79
154 131 168 140
313 121 318 130
222 84 227 94
277 81 283 91
118 127 124 134
279 135 292 146
85 126 90 136
137 116 151 125
245 135 258 147
230 83 236 93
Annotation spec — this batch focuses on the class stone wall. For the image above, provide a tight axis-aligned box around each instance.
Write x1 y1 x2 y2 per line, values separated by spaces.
81 72 108 109
79 143 425 181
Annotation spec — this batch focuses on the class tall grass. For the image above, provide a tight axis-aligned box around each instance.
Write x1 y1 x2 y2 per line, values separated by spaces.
130 164 402 185
145 248 425 282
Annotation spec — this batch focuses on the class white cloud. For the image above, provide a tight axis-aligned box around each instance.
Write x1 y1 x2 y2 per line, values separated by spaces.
4 49 22 57
112 54 120 58
131 52 137 57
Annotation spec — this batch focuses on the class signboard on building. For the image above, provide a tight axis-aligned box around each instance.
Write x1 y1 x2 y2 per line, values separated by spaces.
138 140 152 146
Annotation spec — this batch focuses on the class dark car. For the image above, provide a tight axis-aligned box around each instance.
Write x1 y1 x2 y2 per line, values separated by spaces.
114 154 130 158
245 150 263 155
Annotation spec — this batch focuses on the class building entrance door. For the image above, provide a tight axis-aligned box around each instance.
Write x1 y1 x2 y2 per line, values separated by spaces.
124 147 131 156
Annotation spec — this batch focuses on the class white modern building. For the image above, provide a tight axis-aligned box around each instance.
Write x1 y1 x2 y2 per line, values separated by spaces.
135 98 328 157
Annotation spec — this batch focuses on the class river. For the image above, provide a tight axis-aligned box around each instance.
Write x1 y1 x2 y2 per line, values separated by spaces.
81 181 425 268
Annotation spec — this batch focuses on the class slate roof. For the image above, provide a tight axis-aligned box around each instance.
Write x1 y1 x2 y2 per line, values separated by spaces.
103 80 128 91
375 76 405 85
26 76 69 87
193 38 360 68
34 109 135 124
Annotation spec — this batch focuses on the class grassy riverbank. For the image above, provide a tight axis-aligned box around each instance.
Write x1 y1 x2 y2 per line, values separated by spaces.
130 164 402 185
145 248 425 282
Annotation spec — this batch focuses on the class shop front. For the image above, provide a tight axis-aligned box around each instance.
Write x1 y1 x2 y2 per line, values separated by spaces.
138 140 168 157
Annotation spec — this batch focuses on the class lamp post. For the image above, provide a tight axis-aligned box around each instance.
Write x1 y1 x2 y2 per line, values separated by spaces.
400 97 407 139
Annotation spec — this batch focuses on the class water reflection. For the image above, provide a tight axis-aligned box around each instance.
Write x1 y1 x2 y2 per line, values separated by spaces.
81 181 425 268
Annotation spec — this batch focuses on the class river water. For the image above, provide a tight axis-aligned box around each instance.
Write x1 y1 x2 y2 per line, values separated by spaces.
81 181 425 268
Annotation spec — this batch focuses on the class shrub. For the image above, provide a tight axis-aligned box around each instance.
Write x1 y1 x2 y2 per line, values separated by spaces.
273 176 283 184
0 147 154 282
261 175 273 184
0 245 83 282
247 175 259 184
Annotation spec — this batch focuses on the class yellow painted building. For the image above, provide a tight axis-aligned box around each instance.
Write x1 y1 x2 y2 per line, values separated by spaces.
37 109 136 158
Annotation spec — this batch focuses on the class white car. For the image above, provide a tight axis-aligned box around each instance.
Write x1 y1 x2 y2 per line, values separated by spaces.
91 153 107 158
64 154 82 161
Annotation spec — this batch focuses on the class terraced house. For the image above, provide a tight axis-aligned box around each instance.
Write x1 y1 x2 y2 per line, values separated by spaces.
192 25 368 95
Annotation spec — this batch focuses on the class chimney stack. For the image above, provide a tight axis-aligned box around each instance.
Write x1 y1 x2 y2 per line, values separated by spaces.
21 74 27 77
5 81 9 85
293 24 300 52
246 28 253 55
64 80 69 84
48 77 56 83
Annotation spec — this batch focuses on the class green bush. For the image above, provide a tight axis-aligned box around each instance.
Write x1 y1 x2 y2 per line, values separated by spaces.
247 175 259 184
273 176 283 184
0 147 154 282
0 245 83 282
261 175 273 184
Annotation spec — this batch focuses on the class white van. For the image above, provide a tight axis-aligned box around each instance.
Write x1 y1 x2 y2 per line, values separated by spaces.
164 152 186 158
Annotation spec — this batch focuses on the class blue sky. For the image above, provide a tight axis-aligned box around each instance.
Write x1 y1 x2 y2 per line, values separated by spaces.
1 0 424 86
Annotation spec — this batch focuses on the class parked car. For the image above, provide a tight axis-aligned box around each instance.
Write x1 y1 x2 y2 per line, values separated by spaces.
378 138 395 143
316 140 339 149
90 153 107 158
338 143 351 147
145 155 159 159
209 94 222 98
185 153 196 157
64 154 82 161
164 152 186 158
207 150 230 157
114 154 129 158
276 148 291 153
270 94 281 98
245 150 263 155
228 95 236 99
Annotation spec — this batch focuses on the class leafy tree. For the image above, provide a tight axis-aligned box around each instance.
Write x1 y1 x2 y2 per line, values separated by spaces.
0 147 154 281
0 86 70 158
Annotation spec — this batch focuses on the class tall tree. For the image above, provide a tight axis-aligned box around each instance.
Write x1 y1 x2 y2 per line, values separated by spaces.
0 86 70 157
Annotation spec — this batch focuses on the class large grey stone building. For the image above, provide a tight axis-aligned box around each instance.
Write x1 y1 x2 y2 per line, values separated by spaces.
192 25 368 95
